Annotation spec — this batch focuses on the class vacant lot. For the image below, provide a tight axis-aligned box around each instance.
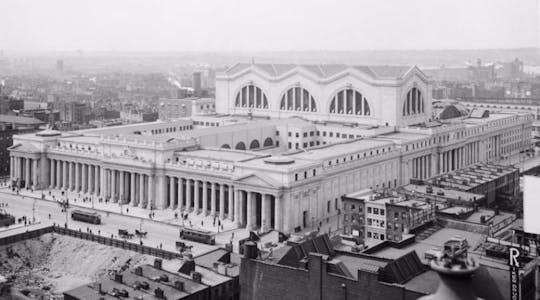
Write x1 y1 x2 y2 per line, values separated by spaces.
0 233 155 299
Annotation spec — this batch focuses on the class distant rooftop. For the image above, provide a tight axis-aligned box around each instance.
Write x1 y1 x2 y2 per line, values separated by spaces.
0 114 44 125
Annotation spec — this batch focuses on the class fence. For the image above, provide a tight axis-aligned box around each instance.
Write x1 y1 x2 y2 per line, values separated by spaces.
0 225 182 260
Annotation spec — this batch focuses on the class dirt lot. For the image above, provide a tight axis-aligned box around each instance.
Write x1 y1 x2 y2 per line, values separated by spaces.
0 233 155 299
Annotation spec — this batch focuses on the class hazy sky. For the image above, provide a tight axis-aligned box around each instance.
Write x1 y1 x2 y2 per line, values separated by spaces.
2 0 539 52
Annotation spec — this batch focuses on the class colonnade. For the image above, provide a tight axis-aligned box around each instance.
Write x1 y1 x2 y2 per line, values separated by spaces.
411 154 432 180
10 156 39 189
439 141 480 174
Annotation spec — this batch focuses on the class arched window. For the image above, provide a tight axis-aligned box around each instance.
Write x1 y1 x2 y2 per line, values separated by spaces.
280 87 317 112
403 87 425 116
263 137 274 147
249 139 260 149
329 88 370 116
234 84 269 109
235 142 246 150
221 144 231 149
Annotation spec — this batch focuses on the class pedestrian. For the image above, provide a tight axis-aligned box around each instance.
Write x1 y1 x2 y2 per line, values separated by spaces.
159 243 162 249
152 212 155 218
189 220 192 227
126 208 129 214
140 240 143 245
201 220 204 226
218 220 221 227
98 230 101 235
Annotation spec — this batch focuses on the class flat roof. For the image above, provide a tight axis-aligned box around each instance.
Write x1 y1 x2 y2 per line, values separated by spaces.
0 114 44 125
290 138 394 161
403 184 484 202
176 148 263 162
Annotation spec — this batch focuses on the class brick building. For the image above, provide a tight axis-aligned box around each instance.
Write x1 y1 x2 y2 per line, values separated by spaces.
342 189 436 245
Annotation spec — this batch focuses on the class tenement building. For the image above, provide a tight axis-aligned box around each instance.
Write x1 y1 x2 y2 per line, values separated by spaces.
9 63 533 233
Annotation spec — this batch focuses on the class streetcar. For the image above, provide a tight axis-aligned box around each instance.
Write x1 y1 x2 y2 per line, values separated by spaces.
179 228 215 245
71 210 101 224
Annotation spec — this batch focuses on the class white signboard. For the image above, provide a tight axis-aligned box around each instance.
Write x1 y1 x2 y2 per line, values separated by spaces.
523 176 540 234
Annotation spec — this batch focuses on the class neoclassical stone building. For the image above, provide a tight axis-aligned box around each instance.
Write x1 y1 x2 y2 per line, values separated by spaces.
9 63 533 233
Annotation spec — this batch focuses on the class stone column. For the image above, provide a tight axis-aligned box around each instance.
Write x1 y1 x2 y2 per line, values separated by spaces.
194 180 200 213
100 167 106 198
228 186 234 221
119 171 124 203
219 184 225 220
275 195 282 231
82 164 88 193
211 182 216 216
234 189 241 225
202 181 208 215
56 159 61 189
32 159 38 189
94 166 99 196
25 158 31 188
89 165 93 193
148 175 154 209
186 179 192 212
139 174 145 208
9 156 14 180
50 159 55 188
74 163 80 192
110 170 116 201
177 177 183 211
261 194 268 232
130 172 136 206
246 191 253 229
169 176 175 209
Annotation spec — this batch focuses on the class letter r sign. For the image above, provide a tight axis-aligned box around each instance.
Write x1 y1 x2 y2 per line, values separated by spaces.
509 247 520 268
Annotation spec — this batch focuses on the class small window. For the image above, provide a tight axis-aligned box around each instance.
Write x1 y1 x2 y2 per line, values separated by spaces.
303 132 307 138
295 174 299 181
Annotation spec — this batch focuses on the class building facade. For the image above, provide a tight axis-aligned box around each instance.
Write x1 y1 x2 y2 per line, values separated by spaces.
9 63 533 233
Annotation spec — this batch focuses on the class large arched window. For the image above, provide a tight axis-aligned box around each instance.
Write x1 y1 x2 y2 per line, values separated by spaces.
329 88 370 116
249 139 260 149
403 87 425 116
234 84 269 109
280 87 317 112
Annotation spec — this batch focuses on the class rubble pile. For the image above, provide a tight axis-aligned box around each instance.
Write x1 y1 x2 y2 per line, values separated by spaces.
0 233 154 298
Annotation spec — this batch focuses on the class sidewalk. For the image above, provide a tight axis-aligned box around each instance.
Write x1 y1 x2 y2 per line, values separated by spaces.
2 187 240 234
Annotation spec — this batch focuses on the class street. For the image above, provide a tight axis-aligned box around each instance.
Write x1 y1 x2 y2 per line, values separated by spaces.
0 189 218 256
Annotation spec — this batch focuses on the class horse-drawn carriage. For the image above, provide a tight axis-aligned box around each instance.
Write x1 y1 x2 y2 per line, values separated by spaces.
118 229 134 239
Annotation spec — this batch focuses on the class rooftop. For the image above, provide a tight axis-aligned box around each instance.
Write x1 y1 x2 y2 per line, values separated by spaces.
0 114 45 125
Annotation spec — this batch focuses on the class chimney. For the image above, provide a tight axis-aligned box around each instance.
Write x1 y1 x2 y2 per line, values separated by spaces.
154 259 162 270
114 273 123 284
134 266 143 276
154 288 165 299
243 241 258 259
174 281 185 291
192 271 202 283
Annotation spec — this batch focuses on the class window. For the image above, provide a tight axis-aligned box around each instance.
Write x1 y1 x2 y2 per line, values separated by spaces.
235 84 269 109
313 170 316 176
380 209 385 216
296 132 299 138
280 86 317 112
337 133 340 138
288 132 292 137
303 132 308 138
276 131 280 136
329 132 333 137
373 208 379 215
367 207 372 214
304 171 307 178
329 88 371 115
295 174 299 181
310 131 314 136
323 131 327 137
367 231 372 238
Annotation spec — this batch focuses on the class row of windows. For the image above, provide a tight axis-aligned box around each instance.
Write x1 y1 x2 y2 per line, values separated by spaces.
367 207 385 216
193 121 220 127
294 169 317 181
234 84 422 117
367 231 385 240
150 125 192 135
325 147 392 167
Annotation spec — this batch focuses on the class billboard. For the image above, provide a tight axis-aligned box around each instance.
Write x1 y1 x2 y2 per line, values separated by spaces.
523 176 540 234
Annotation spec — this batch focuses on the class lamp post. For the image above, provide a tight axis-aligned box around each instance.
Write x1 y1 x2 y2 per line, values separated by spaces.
32 199 36 224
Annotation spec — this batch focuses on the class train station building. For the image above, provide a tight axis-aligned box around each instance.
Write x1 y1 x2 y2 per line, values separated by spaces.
9 63 533 233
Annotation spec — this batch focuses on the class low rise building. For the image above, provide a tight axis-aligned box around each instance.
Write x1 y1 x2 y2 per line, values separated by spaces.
426 163 520 207
342 189 436 245
64 256 239 300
